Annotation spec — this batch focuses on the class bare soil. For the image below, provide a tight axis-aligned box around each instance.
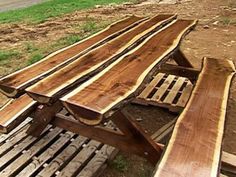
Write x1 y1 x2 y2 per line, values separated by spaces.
0 0 235 176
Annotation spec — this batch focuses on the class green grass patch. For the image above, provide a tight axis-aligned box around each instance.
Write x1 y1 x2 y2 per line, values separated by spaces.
25 42 39 53
0 50 20 62
220 16 236 26
54 35 82 47
0 0 134 24
27 53 44 65
110 155 128 172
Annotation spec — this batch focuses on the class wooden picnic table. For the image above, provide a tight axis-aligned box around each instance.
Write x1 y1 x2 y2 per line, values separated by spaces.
0 14 197 164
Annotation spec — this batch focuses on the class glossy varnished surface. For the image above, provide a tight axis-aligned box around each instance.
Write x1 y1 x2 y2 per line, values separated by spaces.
154 58 235 177
0 16 144 97
26 15 175 103
61 20 197 125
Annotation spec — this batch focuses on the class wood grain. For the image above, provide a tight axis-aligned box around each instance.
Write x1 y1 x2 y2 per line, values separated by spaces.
61 19 197 125
0 94 36 133
153 57 235 177
0 16 145 97
26 15 176 104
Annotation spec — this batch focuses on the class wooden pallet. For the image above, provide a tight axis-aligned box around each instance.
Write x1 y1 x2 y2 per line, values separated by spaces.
133 72 194 113
0 116 118 177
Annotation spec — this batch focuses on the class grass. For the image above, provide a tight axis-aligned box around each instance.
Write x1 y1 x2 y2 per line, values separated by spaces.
110 155 128 172
220 17 231 25
0 50 20 62
27 53 44 65
0 0 134 24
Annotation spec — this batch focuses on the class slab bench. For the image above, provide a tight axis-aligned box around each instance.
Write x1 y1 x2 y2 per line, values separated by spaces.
0 15 147 97
153 57 235 177
0 14 201 167
0 15 174 132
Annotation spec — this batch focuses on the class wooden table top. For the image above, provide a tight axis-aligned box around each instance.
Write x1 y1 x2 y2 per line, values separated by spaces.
0 15 197 125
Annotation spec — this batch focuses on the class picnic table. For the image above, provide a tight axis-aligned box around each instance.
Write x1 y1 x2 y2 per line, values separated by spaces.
0 14 235 177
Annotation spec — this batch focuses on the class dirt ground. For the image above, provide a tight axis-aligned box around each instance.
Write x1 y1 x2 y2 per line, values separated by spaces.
0 0 235 176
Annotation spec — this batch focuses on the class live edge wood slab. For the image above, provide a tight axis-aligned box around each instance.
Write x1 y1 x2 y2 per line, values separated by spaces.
26 14 176 104
153 57 235 177
61 19 197 125
0 16 145 97
0 94 36 133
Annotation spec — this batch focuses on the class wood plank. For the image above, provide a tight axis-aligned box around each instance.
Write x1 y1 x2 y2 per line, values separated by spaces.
151 75 176 101
27 101 63 137
151 118 176 142
0 124 30 156
176 80 193 107
172 50 193 68
52 112 162 164
61 19 197 125
0 117 31 144
0 127 63 176
0 125 51 171
138 73 165 98
37 135 88 177
77 145 118 177
221 151 236 175
57 140 102 177
159 63 200 82
26 15 176 104
163 77 186 104
153 57 235 177
0 16 146 97
0 94 36 133
15 132 75 177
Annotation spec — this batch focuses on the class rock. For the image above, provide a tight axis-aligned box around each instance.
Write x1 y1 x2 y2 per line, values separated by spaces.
212 21 219 25
136 118 143 122
95 5 102 8
122 2 134 6
203 25 209 29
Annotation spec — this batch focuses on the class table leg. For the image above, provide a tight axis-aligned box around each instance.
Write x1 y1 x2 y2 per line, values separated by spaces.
172 49 193 68
27 101 62 137
52 110 163 164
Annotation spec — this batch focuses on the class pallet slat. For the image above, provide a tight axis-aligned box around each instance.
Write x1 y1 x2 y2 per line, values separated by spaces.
77 145 118 177
0 125 51 171
37 135 88 177
17 131 74 177
163 77 186 104
58 140 102 177
176 80 193 107
138 73 165 98
151 75 176 101
133 73 193 113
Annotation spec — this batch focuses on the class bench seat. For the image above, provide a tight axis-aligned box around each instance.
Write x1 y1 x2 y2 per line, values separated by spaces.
0 16 145 97
61 19 197 125
153 57 235 177
0 94 36 133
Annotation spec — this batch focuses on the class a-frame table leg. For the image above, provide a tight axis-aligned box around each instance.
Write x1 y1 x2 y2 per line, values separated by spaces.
51 109 163 164
172 49 193 68
111 110 163 164
27 101 62 137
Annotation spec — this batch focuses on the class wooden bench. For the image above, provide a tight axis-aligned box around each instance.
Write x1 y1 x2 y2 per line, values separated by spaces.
0 95 37 133
153 57 235 177
26 14 176 104
0 15 161 132
0 15 146 97
0 14 201 166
